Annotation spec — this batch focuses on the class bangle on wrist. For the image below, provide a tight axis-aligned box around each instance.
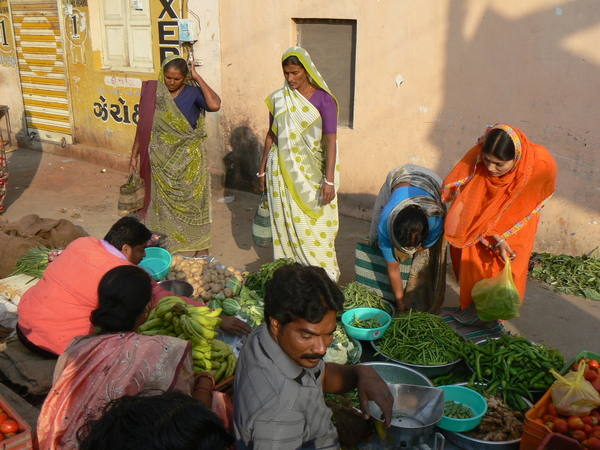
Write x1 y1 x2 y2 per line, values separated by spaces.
194 385 213 395
256 172 266 178
495 238 506 249
323 179 334 186
195 372 216 390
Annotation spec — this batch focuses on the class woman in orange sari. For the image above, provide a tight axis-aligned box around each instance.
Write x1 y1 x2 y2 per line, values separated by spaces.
442 123 557 314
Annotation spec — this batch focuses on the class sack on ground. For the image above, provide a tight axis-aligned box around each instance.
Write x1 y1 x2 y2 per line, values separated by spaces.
252 191 271 248
550 364 600 416
471 259 521 321
118 172 145 216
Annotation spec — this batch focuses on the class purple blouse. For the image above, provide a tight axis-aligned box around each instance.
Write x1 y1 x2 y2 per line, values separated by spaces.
270 88 337 135
174 84 210 129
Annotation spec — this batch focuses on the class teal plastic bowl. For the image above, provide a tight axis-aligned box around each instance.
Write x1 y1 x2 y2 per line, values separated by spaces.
341 307 392 341
438 385 487 432
139 247 172 280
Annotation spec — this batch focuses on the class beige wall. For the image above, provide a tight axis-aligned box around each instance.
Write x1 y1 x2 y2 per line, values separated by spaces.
218 0 600 255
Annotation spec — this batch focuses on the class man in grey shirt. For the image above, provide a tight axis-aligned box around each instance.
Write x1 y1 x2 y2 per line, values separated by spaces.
234 264 393 450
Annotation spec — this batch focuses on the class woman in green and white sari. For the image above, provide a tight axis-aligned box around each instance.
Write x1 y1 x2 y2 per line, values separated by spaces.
258 47 341 281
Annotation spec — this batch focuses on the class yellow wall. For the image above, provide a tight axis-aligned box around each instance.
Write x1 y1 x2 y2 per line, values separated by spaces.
66 0 188 152
0 0 22 140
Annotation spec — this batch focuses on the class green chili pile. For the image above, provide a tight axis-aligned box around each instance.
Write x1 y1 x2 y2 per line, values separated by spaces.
462 334 565 411
374 310 464 365
342 282 394 315
444 401 474 419
350 314 383 329
529 253 600 300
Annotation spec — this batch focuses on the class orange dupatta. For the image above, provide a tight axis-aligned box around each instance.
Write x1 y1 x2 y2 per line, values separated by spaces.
442 124 557 309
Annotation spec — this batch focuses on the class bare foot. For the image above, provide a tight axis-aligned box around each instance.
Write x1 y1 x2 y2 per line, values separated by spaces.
194 249 209 257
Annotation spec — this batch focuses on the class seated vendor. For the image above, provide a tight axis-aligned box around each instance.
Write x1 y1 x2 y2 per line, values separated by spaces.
17 217 251 357
233 264 393 450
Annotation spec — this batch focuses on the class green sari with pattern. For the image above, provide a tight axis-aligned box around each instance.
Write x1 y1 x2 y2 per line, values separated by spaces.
144 56 211 252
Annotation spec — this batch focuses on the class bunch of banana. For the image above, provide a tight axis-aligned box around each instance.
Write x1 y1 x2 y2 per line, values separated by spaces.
200 339 237 383
138 296 236 377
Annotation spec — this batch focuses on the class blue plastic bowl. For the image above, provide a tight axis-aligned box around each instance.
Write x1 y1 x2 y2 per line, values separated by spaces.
139 247 172 280
438 385 488 432
341 307 392 341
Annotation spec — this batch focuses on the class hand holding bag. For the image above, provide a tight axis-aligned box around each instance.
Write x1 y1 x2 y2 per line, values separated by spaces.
471 259 522 321
118 171 145 216
252 191 272 247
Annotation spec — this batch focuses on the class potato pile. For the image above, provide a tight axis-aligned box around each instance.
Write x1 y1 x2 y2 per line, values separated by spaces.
167 255 247 301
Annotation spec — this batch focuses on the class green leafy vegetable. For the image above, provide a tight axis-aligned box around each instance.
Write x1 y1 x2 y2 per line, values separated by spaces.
529 253 600 300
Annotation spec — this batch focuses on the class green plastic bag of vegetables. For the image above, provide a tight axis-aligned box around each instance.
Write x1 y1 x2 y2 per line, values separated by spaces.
471 259 522 321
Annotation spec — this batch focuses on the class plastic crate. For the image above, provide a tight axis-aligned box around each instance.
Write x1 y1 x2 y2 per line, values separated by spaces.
560 350 600 375
0 393 32 450
521 389 553 450
536 432 584 450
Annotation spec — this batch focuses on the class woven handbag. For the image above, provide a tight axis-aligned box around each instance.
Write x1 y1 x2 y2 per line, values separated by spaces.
118 171 145 216
252 191 272 247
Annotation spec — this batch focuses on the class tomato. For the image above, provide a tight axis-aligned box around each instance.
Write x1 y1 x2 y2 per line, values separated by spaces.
592 417 600 427
593 380 600 393
4 433 16 438
572 429 588 442
592 410 600 420
0 433 4 442
585 370 599 382
0 420 18 434
0 413 7 426
569 416 586 431
573 363 580 371
584 416 594 425
543 414 555 423
547 402 558 416
588 437 600 450
584 424 595 435
589 360 600 371
591 430 600 440
554 418 569 434
533 418 544 426
545 421 555 431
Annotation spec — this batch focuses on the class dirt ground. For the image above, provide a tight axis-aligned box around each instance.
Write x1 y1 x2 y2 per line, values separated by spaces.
3 148 600 363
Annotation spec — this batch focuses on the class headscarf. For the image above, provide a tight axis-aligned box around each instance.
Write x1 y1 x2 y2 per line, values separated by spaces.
369 164 445 253
442 123 557 248
281 47 339 114
159 55 196 86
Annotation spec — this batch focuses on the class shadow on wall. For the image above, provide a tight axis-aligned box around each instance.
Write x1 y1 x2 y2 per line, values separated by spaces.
3 126 42 212
430 0 599 186
224 126 262 195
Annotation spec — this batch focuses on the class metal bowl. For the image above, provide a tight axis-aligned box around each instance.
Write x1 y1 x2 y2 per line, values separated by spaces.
158 280 193 298
369 383 444 448
359 361 434 387
371 340 463 378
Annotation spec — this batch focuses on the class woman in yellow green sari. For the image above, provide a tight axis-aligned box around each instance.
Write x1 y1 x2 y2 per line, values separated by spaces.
258 47 341 281
130 56 221 256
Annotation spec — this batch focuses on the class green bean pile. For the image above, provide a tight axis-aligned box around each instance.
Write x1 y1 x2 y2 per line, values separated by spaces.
350 314 383 329
342 282 393 315
374 310 464 365
444 401 474 419
462 334 565 411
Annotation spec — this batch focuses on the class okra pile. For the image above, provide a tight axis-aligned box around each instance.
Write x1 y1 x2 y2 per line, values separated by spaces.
462 334 565 411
